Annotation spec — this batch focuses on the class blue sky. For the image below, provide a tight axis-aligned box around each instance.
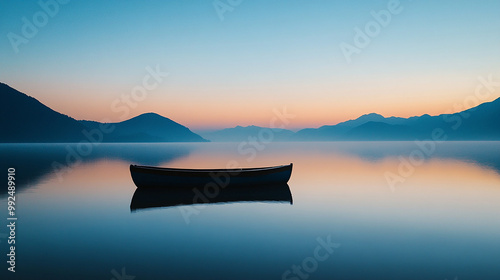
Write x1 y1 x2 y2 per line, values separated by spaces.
1 0 499 129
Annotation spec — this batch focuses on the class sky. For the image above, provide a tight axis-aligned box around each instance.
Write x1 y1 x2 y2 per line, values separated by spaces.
1 0 499 130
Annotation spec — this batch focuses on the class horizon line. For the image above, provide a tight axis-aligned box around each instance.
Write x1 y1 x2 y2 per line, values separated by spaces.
3 81 499 131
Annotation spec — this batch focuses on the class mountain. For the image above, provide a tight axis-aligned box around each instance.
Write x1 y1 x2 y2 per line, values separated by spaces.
336 113 406 127
2 82 498 142
79 113 208 142
293 113 405 140
199 125 294 142
0 82 86 143
0 83 207 143
294 97 500 141
441 98 500 140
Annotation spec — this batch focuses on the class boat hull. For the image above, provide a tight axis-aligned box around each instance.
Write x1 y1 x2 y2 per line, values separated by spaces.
130 163 293 189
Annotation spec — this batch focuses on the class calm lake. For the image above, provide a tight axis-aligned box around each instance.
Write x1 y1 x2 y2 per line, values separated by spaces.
1 142 500 280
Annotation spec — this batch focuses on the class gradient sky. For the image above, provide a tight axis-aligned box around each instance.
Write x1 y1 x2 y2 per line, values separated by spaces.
1 0 499 130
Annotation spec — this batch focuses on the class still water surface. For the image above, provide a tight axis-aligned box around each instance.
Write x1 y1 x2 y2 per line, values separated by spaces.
1 142 500 279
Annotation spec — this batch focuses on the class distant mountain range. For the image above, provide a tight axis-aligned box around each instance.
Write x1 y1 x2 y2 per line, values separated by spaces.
293 99 500 141
0 83 207 143
200 98 500 142
198 125 295 142
1 82 499 143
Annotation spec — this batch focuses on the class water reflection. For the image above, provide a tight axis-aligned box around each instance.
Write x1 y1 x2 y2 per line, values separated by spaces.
0 143 192 196
1 142 500 279
1 142 499 197
130 183 293 211
305 141 500 172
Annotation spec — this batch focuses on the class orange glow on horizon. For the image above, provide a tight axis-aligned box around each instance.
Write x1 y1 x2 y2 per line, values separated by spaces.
11 79 500 130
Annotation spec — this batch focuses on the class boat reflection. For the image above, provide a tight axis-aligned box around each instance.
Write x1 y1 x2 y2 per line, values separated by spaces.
130 183 293 211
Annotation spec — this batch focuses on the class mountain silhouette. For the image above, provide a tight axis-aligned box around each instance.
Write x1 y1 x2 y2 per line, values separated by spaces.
294 97 500 141
80 113 208 142
1 82 499 142
0 83 207 143
199 125 294 142
0 82 86 142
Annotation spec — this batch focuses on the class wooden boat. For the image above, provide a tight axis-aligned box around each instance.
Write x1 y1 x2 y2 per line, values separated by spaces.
130 183 293 211
130 163 293 189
